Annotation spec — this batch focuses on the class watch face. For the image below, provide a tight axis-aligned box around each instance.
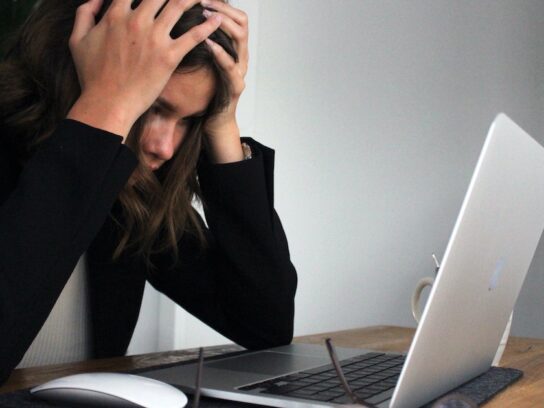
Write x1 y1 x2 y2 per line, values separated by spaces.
242 143 252 160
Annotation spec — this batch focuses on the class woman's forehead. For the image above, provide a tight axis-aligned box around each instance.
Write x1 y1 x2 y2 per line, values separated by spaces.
158 68 216 118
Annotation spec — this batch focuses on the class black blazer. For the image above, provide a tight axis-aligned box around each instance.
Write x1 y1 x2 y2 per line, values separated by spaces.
0 120 297 385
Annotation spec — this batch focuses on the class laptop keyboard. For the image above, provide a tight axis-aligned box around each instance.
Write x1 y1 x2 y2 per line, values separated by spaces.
239 352 406 405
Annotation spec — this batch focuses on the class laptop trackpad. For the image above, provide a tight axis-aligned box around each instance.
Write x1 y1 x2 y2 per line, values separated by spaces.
205 351 329 376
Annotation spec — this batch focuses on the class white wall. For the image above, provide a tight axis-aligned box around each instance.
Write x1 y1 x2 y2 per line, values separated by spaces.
129 0 544 354
252 0 544 338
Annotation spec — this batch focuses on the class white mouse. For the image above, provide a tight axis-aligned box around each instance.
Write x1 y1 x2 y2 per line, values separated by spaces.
30 372 188 408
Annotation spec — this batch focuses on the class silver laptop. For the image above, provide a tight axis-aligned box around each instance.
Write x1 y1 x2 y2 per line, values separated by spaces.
141 113 544 407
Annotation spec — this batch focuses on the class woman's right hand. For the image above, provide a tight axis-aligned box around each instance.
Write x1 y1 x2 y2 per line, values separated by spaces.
67 0 222 139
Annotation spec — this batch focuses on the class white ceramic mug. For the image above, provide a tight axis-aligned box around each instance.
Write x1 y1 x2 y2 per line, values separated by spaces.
411 274 513 366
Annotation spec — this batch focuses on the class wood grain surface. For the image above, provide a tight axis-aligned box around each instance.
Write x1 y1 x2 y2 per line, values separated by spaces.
1 326 543 406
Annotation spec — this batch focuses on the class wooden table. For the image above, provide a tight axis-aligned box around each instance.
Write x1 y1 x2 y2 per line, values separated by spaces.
1 326 543 406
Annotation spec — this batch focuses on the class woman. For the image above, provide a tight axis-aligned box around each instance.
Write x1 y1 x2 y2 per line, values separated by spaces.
0 0 297 385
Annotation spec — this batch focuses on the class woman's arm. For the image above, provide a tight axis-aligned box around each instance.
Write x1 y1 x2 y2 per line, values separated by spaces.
147 139 298 349
146 3 298 348
0 120 137 385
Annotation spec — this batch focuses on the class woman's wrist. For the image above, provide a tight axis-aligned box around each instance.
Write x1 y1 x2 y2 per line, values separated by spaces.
67 94 134 141
206 121 244 163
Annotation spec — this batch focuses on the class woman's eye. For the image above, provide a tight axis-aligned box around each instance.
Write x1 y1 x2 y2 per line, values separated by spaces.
180 117 197 127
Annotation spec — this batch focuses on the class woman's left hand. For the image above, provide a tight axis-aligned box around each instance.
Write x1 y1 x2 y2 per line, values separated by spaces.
201 0 248 163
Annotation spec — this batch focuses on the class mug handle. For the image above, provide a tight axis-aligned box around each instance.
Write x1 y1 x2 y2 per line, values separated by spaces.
411 277 435 323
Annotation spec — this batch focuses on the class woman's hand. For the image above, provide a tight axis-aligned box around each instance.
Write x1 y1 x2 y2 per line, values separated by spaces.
201 0 249 163
67 0 222 139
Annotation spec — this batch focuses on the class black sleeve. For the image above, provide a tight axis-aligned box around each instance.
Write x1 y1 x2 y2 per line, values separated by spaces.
0 120 138 385
147 138 298 350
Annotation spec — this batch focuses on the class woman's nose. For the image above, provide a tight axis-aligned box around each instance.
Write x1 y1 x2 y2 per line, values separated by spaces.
147 123 177 161
151 139 175 161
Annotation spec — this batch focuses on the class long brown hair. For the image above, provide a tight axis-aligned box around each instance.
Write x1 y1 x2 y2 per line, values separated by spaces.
0 0 237 269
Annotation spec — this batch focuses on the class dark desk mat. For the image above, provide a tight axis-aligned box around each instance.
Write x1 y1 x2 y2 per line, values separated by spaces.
0 351 523 408
424 366 523 406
